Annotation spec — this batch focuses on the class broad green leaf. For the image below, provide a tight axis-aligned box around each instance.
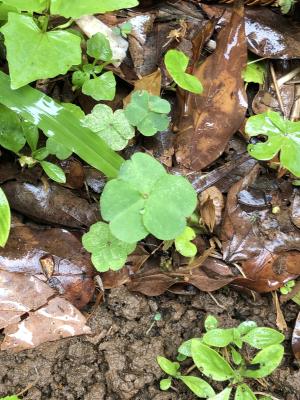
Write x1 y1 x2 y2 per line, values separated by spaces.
62 102 85 119
235 384 257 400
1 13 82 89
22 121 39 152
157 356 180 378
46 137 72 160
205 315 218 331
40 161 66 183
50 0 139 18
242 327 285 349
242 344 284 379
82 72 116 101
0 188 10 247
202 329 234 348
1 0 46 12
164 49 203 94
0 104 25 153
180 376 215 398
277 0 294 13
178 338 202 357
230 346 242 365
0 2 17 19
82 222 136 272
101 152 197 242
246 111 300 177
242 61 266 84
208 387 232 400
160 378 172 391
175 226 197 257
87 32 112 61
72 70 90 88
237 321 257 335
124 90 170 136
191 342 235 381
0 71 124 178
81 104 134 151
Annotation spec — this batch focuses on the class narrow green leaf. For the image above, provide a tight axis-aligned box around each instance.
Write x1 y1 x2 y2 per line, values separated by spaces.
230 346 242 365
160 378 172 391
0 188 10 247
191 342 235 381
157 356 180 378
242 327 285 349
235 384 257 400
40 161 66 183
0 71 124 178
208 387 232 400
180 375 215 398
242 344 284 379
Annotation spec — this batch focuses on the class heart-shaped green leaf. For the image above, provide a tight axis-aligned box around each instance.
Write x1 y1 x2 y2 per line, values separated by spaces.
180 375 215 398
242 344 284 379
242 327 285 349
87 32 112 61
82 104 135 150
246 111 300 177
0 188 10 247
82 222 136 272
82 71 116 101
1 13 82 89
235 384 257 400
164 49 203 94
175 226 197 257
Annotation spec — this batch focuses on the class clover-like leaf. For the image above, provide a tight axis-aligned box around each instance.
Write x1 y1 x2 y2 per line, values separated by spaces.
1 13 82 89
0 105 25 153
40 161 66 184
209 387 232 400
246 111 300 177
82 71 116 101
50 0 139 19
124 90 170 136
175 226 197 257
242 61 266 84
191 342 236 381
242 344 284 379
157 356 180 377
82 222 136 272
86 32 112 61
0 188 10 247
242 327 285 349
235 384 257 400
164 49 203 94
180 376 215 398
100 153 197 242
81 104 135 151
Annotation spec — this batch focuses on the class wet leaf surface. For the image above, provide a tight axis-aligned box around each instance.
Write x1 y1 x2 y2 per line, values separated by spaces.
292 312 300 360
175 3 247 171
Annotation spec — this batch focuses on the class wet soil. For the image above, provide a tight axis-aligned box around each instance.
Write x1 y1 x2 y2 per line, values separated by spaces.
0 286 299 400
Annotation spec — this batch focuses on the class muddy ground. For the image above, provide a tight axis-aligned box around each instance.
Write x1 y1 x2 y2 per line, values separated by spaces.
0 286 299 400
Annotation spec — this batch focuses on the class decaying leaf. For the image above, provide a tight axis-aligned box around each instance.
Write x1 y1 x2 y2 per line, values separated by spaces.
292 312 300 360
291 191 300 229
175 2 247 171
1 297 91 352
123 69 162 106
0 226 96 309
199 186 224 232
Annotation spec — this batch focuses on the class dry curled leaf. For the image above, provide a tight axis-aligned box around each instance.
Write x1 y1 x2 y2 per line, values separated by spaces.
1 297 91 352
291 191 300 229
123 69 162 106
175 2 247 171
292 312 300 360
199 186 224 232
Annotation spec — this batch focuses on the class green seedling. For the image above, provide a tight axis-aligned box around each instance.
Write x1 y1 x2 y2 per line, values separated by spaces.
72 32 116 101
146 312 162 334
275 0 295 13
164 49 203 94
246 111 300 177
280 280 295 295
0 188 10 247
100 152 197 242
0 396 20 400
124 90 171 136
82 222 136 272
112 21 132 38
174 226 197 258
82 104 135 150
242 59 266 85
158 315 285 399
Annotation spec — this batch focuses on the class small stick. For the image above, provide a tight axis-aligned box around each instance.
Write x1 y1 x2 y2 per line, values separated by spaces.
270 64 285 117
254 392 282 400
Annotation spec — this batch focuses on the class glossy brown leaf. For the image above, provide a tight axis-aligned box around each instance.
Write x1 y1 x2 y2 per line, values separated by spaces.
60 159 85 190
175 2 247 171
1 297 91 352
0 226 95 309
2 181 98 228
292 312 300 360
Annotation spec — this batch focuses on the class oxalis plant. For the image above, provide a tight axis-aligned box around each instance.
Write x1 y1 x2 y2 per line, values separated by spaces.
157 315 285 399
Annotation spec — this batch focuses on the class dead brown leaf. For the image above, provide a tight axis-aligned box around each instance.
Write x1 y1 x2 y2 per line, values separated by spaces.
123 69 162 106
292 312 300 360
175 2 247 171
199 186 224 232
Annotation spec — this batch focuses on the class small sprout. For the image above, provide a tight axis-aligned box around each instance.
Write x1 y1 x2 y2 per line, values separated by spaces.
164 49 203 94
159 378 172 391
242 59 266 85
174 226 197 258
146 312 162 334
112 22 132 38
86 32 113 61
280 279 295 295
204 315 218 331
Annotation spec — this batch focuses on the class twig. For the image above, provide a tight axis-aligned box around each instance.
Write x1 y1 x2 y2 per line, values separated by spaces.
254 392 282 400
270 64 285 117
277 67 300 87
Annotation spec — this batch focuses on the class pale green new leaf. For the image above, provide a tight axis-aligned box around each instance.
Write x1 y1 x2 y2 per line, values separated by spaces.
0 104 25 153
82 72 116 101
1 13 82 89
0 396 20 400
242 61 266 84
160 378 172 391
50 0 139 18
87 32 112 61
40 161 66 183
202 329 235 348
0 188 10 247
157 356 180 377
242 344 284 379
82 104 134 150
164 49 203 94
180 375 215 398
235 384 257 400
208 387 232 400
191 342 236 381
242 327 285 349
175 226 197 257
82 222 136 272
237 321 257 335
204 315 218 331
178 338 202 357
1 0 46 12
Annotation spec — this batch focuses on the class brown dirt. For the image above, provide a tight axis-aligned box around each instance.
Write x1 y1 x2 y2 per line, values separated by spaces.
0 286 299 400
